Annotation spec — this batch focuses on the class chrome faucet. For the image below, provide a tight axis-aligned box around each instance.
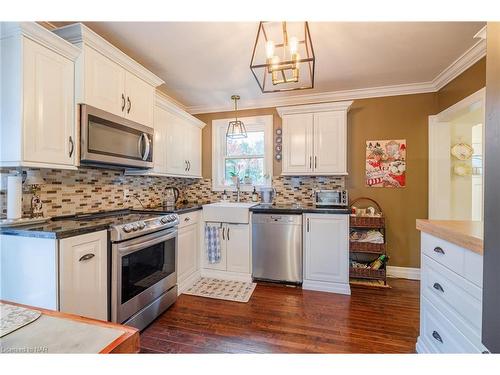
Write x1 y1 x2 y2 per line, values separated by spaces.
235 178 241 202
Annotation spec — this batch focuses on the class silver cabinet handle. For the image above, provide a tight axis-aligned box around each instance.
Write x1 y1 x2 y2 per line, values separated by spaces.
222 227 225 240
433 247 445 255
121 93 126 112
138 133 151 161
307 218 310 232
79 253 95 262
127 96 131 114
188 161 191 171
314 156 317 168
185 160 188 172
69 136 74 157
432 330 443 343
184 217 190 222
227 227 230 240
309 156 312 169
433 282 444 293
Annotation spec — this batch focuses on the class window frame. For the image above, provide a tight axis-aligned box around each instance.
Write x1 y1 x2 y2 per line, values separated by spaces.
212 115 273 192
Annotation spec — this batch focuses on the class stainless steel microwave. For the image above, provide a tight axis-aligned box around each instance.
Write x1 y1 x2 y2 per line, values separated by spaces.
80 104 154 169
314 189 348 207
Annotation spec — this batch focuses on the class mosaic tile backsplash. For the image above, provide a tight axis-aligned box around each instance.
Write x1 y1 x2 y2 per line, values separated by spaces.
0 167 345 218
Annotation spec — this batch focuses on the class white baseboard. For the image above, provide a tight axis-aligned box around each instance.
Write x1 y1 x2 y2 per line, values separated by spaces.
302 280 351 295
178 270 201 295
200 268 253 283
387 266 421 280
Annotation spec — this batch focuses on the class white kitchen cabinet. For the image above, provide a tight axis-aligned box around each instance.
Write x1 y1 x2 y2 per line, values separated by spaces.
303 213 350 295
166 115 189 175
152 105 169 173
185 125 202 177
0 22 80 169
226 224 251 274
177 212 201 293
202 222 251 280
277 101 352 176
53 23 162 128
59 230 108 321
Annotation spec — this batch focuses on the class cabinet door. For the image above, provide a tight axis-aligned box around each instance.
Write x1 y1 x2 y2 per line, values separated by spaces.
313 111 347 174
152 105 168 173
59 230 108 320
304 214 349 284
178 223 199 284
22 38 75 166
125 71 154 127
186 125 202 177
282 113 314 174
226 224 251 274
166 114 188 175
203 223 227 271
84 46 125 117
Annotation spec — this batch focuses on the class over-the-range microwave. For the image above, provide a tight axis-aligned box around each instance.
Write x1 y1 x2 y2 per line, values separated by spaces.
80 104 154 169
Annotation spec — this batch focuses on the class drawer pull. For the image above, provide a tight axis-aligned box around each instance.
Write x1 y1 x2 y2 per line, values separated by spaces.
79 253 95 262
184 217 191 222
432 330 443 343
433 247 445 255
433 282 445 293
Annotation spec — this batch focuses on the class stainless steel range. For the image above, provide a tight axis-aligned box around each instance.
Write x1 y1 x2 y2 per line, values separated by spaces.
109 213 179 331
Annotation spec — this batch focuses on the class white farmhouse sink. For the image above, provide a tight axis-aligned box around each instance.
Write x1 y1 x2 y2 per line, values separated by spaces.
202 202 258 223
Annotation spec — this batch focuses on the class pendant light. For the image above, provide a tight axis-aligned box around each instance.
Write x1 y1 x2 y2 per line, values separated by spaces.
226 95 247 139
250 21 315 93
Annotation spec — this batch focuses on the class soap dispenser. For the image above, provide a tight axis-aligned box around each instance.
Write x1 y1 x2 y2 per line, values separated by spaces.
252 186 258 202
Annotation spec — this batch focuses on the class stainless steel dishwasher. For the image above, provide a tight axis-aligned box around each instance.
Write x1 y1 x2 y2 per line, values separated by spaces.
252 213 302 284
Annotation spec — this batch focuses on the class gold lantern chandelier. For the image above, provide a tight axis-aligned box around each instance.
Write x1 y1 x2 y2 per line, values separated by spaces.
226 95 247 139
250 21 315 93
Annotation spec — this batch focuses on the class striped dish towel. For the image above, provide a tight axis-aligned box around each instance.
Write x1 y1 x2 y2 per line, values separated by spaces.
205 224 221 264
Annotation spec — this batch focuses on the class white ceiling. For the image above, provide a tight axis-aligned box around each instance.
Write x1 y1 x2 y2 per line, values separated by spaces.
52 21 485 113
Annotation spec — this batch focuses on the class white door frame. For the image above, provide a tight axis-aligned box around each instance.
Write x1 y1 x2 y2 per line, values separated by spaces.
428 87 486 219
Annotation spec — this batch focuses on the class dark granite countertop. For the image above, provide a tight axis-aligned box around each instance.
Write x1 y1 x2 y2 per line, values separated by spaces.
250 204 351 215
0 204 204 239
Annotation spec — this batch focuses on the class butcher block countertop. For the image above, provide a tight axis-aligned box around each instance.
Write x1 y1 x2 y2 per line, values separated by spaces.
0 301 139 353
416 219 483 255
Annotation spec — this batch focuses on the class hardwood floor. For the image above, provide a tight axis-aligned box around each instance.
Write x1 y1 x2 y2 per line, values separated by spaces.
140 278 420 354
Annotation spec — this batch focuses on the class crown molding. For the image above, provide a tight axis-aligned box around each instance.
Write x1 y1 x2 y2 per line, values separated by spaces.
186 35 487 115
155 93 206 129
0 22 80 61
276 100 353 117
52 23 164 87
432 38 486 91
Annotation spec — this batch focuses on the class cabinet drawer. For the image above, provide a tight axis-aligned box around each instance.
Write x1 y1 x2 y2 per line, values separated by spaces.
421 255 482 342
178 211 200 229
421 296 480 353
421 232 465 274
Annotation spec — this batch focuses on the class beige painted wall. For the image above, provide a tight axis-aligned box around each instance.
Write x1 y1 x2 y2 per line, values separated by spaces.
194 59 485 268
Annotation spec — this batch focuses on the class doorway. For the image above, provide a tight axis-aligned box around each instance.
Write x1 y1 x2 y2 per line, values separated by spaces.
428 88 485 220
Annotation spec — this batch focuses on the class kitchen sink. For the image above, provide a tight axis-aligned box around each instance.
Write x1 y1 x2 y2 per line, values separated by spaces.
202 202 258 223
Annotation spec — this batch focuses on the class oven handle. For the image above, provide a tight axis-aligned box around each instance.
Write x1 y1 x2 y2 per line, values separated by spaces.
116 229 177 256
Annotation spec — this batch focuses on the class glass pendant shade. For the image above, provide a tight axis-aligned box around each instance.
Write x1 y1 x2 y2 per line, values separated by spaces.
226 95 247 139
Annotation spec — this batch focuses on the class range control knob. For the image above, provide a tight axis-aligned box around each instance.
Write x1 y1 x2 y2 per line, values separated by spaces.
123 225 133 233
160 216 169 224
137 221 146 230
132 223 139 231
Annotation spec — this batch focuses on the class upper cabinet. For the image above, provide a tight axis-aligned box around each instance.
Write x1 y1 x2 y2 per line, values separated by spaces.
0 22 80 169
53 23 163 128
128 94 205 178
277 101 352 176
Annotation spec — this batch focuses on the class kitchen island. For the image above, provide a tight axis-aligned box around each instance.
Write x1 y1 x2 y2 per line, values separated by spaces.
0 301 139 353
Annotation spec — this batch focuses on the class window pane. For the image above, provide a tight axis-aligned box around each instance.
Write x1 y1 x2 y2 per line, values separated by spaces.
225 158 265 185
226 131 264 157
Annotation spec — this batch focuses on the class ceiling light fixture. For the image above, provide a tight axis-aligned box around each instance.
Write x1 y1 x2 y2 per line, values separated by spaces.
226 95 247 139
250 21 315 93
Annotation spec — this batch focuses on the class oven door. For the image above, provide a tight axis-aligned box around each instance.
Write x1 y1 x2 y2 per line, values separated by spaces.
112 228 177 324
80 104 154 168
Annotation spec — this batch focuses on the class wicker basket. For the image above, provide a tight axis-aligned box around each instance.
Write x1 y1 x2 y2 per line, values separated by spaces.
350 216 385 228
349 241 386 254
349 267 386 280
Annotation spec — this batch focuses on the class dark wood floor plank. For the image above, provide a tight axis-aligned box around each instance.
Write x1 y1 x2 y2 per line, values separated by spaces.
140 278 420 353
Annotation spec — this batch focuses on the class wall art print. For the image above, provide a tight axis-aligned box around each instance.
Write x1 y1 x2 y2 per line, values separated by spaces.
365 139 406 188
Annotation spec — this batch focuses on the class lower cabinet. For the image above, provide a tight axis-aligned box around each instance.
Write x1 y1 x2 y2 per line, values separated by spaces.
177 212 201 291
203 222 251 277
303 214 350 295
59 230 108 321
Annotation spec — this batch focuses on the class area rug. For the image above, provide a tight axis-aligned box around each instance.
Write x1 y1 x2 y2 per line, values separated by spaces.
183 278 256 303
0 302 41 337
